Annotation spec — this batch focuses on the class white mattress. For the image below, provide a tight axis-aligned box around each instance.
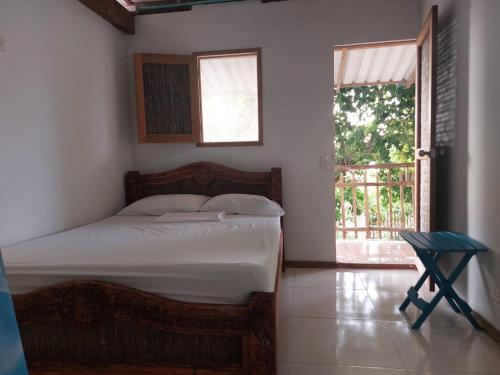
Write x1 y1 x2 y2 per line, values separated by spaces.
2 215 281 304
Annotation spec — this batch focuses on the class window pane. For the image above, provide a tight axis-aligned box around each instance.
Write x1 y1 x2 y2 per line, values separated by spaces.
199 54 259 143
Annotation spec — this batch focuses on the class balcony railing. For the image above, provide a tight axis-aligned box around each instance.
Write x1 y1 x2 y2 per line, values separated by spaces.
335 163 415 240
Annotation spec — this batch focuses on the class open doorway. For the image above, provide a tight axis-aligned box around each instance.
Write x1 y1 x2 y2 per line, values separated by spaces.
334 6 438 268
333 40 418 267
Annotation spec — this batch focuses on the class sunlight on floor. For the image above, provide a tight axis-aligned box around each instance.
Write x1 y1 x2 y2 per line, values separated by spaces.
336 240 417 265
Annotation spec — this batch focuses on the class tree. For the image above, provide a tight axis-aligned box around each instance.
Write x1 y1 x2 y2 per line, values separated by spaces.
334 84 415 165
334 84 416 238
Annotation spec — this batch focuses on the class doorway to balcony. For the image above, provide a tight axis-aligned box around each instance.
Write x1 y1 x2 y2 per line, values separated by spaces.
334 40 418 267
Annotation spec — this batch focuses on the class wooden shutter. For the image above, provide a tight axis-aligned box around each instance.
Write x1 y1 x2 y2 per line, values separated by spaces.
134 53 200 143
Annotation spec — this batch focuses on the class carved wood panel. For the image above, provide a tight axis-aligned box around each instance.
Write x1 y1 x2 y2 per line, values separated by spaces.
125 162 283 210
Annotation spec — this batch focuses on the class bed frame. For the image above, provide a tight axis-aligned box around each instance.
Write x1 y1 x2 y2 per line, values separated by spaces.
13 162 283 375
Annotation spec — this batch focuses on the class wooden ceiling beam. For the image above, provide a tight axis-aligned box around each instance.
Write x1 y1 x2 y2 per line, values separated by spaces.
137 5 192 14
405 71 416 88
80 0 290 23
336 49 349 92
132 0 196 6
133 0 289 15
79 0 135 34
134 0 242 14
334 39 416 52
132 0 286 5
339 79 408 89
402 55 417 87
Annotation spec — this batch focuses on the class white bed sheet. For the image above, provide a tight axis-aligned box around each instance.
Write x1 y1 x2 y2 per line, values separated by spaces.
2 215 281 304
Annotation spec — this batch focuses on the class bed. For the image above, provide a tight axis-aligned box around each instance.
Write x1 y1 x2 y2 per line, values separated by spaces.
5 162 283 375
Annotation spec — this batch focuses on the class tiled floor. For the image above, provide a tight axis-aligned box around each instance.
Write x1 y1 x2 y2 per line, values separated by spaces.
336 240 417 265
278 268 500 375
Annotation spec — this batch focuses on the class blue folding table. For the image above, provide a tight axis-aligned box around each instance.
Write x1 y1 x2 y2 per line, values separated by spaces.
399 231 487 329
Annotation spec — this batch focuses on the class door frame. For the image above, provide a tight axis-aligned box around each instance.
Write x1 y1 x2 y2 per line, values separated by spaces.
415 5 438 232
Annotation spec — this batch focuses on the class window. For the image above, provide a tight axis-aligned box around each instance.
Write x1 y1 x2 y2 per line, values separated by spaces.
133 48 262 145
196 49 262 146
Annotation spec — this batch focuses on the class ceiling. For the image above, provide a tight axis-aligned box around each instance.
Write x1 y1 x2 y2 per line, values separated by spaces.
334 40 417 90
78 0 287 34
116 0 286 14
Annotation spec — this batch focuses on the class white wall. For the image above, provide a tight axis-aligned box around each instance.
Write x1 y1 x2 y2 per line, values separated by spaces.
421 0 500 330
129 0 420 262
467 0 500 330
0 0 133 247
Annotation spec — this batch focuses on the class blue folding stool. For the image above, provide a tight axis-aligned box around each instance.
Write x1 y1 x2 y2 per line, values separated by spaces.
0 252 29 375
399 231 487 329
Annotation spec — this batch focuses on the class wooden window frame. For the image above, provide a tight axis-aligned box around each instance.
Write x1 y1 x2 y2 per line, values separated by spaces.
194 48 263 147
134 53 201 144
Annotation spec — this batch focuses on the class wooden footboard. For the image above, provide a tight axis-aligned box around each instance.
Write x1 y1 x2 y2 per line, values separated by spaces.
13 284 276 375
13 234 282 375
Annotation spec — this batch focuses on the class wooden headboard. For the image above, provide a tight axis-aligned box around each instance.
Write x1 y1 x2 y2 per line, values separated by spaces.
125 162 283 207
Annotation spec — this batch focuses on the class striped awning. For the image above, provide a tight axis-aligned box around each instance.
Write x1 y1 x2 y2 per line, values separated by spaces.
334 40 416 90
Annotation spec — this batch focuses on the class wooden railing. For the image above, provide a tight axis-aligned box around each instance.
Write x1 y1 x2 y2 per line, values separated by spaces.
335 163 415 240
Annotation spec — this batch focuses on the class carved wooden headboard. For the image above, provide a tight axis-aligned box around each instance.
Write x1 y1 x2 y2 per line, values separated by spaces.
125 162 283 208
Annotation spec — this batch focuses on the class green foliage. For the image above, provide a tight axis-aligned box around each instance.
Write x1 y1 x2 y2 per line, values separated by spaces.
334 84 415 165
334 84 416 239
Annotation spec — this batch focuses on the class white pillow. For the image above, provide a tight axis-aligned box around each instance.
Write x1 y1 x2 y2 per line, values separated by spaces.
200 194 284 217
118 194 211 216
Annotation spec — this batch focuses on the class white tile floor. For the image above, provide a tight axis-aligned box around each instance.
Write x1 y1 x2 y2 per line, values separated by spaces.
336 240 417 265
278 268 500 375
